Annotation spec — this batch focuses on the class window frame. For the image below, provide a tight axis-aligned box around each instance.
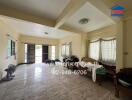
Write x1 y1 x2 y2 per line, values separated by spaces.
89 40 100 60
101 39 116 65
7 36 16 59
88 38 116 65
7 38 12 58
11 40 16 56
61 42 72 57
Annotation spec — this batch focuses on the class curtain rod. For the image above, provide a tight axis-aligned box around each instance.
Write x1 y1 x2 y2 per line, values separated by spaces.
101 38 116 41
62 42 72 45
89 38 116 43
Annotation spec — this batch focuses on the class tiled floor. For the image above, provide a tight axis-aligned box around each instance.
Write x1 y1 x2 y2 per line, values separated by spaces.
0 63 131 100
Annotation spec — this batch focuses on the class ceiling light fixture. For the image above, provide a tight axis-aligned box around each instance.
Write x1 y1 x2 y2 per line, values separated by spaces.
79 18 89 24
44 32 48 35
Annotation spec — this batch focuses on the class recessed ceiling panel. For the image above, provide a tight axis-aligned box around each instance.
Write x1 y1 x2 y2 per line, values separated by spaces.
65 2 114 33
0 0 70 20
0 16 73 39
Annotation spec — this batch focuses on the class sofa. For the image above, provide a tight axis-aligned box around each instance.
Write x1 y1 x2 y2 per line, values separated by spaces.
78 57 106 85
63 55 79 70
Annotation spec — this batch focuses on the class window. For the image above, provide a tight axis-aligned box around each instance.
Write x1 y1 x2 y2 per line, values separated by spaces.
101 39 116 65
65 44 70 56
7 35 16 58
61 45 66 56
7 36 16 58
7 38 12 57
89 39 116 65
89 41 100 60
51 46 56 60
11 41 16 56
35 45 42 63
24 44 28 63
61 42 72 56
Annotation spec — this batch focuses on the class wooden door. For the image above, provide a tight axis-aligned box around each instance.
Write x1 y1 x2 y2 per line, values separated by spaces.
27 44 35 64
42 45 48 62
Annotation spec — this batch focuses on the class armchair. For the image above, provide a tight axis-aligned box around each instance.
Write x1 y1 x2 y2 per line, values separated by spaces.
114 68 132 97
63 55 79 70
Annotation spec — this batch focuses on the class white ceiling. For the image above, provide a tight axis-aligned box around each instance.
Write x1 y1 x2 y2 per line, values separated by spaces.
65 2 114 33
0 0 118 36
0 0 70 20
0 16 73 39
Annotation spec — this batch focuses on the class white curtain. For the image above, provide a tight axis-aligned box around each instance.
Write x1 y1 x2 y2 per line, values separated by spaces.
61 43 72 56
65 44 70 56
7 37 12 57
51 46 56 60
101 39 116 65
89 41 100 60
61 45 66 56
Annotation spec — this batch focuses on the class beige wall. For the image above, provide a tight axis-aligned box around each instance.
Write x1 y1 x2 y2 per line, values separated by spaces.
18 35 60 64
80 33 88 58
19 35 59 45
87 25 117 40
116 21 124 71
87 24 117 56
0 19 19 79
87 24 125 71
124 18 132 67
17 41 25 64
59 34 82 60
59 25 118 61
87 23 125 71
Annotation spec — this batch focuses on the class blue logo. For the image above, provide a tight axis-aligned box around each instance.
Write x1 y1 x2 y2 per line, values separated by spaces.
111 5 125 16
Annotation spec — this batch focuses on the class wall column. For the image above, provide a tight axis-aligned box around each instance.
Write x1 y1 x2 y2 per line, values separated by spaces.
116 21 124 72
81 33 88 58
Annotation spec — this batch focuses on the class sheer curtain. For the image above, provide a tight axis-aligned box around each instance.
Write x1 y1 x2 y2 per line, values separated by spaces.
61 42 72 56
61 45 66 56
66 42 72 56
51 46 56 60
7 38 12 57
89 41 100 60
65 44 70 56
101 39 116 65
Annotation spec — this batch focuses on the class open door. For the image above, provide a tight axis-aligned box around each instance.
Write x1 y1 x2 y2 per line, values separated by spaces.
35 45 42 63
27 44 35 64
42 45 49 62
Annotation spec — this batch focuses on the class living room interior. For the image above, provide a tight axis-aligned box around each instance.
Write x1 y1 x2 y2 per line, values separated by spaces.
0 0 132 100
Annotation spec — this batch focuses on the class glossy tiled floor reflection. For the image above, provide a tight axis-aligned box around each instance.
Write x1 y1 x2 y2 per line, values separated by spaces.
0 64 130 100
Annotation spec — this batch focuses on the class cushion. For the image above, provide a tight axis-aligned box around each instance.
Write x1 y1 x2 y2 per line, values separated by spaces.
118 79 132 87
96 67 106 75
118 72 132 87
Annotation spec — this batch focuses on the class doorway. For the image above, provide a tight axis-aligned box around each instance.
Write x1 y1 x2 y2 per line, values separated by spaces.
24 44 49 63
35 45 42 63
24 44 35 64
